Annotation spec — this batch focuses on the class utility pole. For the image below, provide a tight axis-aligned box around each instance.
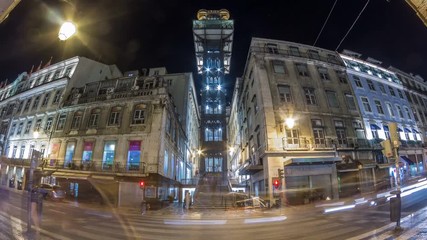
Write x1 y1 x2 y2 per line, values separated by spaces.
27 150 41 233
389 122 402 231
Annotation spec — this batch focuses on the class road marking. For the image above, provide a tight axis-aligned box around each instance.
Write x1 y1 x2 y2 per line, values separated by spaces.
85 210 113 218
0 211 72 240
243 216 287 224
163 219 227 225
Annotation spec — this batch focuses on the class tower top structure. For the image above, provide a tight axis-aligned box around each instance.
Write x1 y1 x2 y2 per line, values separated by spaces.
197 9 230 20
193 9 234 74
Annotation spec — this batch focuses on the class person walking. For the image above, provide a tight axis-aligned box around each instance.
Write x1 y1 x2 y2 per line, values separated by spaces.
185 192 191 210
30 186 44 230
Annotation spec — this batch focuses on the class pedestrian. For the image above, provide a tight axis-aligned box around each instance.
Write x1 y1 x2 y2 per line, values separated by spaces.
30 186 44 229
185 192 191 210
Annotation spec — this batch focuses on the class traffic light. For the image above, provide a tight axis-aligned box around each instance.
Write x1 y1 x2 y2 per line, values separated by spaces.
380 139 393 158
278 168 284 179
273 178 280 189
139 181 145 188
389 122 400 148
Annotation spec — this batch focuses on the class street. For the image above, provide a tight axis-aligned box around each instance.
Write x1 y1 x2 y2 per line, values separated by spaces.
1 185 427 240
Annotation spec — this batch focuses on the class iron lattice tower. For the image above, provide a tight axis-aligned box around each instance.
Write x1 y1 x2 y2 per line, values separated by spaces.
193 9 234 176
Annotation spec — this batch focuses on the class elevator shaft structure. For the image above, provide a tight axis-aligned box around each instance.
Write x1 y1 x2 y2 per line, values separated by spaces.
193 9 234 177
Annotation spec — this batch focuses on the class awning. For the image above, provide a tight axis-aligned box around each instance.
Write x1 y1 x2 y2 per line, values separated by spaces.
51 172 90 180
336 163 359 172
404 128 412 133
283 157 341 166
400 156 415 165
357 159 377 168
383 125 389 131
370 124 381 130
239 164 263 175
397 128 403 132
412 129 420 133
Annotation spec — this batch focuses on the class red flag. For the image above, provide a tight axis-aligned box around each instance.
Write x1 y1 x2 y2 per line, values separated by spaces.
35 61 43 72
43 56 53 68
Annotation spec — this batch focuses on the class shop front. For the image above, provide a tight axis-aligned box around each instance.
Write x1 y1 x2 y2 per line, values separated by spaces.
283 157 340 205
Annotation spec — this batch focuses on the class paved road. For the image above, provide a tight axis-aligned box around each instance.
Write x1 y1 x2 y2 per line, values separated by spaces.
1 186 427 240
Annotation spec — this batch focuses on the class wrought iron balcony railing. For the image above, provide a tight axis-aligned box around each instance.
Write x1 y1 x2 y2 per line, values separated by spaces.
1 157 147 175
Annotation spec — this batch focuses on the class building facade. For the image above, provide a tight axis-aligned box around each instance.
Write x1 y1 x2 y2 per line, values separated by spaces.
229 38 368 205
389 66 427 174
0 56 122 191
0 58 200 208
228 39 427 205
341 52 424 187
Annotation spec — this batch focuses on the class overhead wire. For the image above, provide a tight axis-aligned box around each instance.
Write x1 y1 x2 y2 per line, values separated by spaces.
313 0 339 46
335 0 371 51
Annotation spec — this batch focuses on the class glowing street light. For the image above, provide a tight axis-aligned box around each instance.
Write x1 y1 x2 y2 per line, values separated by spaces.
285 118 295 129
58 21 76 41
229 146 235 156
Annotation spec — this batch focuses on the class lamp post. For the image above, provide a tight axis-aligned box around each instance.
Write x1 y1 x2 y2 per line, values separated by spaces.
57 0 77 41
389 122 402 231
285 117 295 129
33 127 54 170
58 21 76 41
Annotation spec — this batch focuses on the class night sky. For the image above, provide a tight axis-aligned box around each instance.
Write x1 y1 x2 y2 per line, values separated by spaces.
0 0 426 96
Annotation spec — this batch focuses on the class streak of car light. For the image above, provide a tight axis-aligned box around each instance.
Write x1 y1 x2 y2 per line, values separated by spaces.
324 204 355 213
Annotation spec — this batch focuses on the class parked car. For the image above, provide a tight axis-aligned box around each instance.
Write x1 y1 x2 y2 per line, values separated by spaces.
37 184 66 201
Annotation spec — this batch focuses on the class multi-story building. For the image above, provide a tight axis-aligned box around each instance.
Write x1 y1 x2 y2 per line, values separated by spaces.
388 66 426 173
229 38 368 205
341 51 424 186
0 56 122 190
0 58 200 207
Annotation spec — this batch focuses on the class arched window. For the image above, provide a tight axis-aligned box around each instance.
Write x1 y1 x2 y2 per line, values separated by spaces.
108 106 122 126
71 111 83 129
132 104 146 124
88 108 101 128
205 128 213 141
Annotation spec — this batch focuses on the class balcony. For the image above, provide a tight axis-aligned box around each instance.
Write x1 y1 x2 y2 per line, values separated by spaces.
282 137 309 150
283 137 337 150
311 138 335 150
64 87 166 106
1 157 147 175
400 140 424 149
239 159 263 175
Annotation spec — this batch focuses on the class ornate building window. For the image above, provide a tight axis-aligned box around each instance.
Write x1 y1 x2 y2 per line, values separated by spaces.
108 106 122 126
132 104 146 124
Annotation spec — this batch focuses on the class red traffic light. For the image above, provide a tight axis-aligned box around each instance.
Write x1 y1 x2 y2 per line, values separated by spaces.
139 181 145 188
273 179 280 189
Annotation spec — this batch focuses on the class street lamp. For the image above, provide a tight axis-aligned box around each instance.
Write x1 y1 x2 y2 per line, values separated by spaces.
58 21 76 41
285 117 295 129
229 146 235 156
33 128 54 169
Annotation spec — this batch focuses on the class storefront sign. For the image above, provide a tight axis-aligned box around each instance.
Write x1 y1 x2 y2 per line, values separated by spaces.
129 141 141 151
84 142 94 151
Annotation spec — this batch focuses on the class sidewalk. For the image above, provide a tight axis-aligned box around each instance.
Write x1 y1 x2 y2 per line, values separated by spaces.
348 204 427 240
